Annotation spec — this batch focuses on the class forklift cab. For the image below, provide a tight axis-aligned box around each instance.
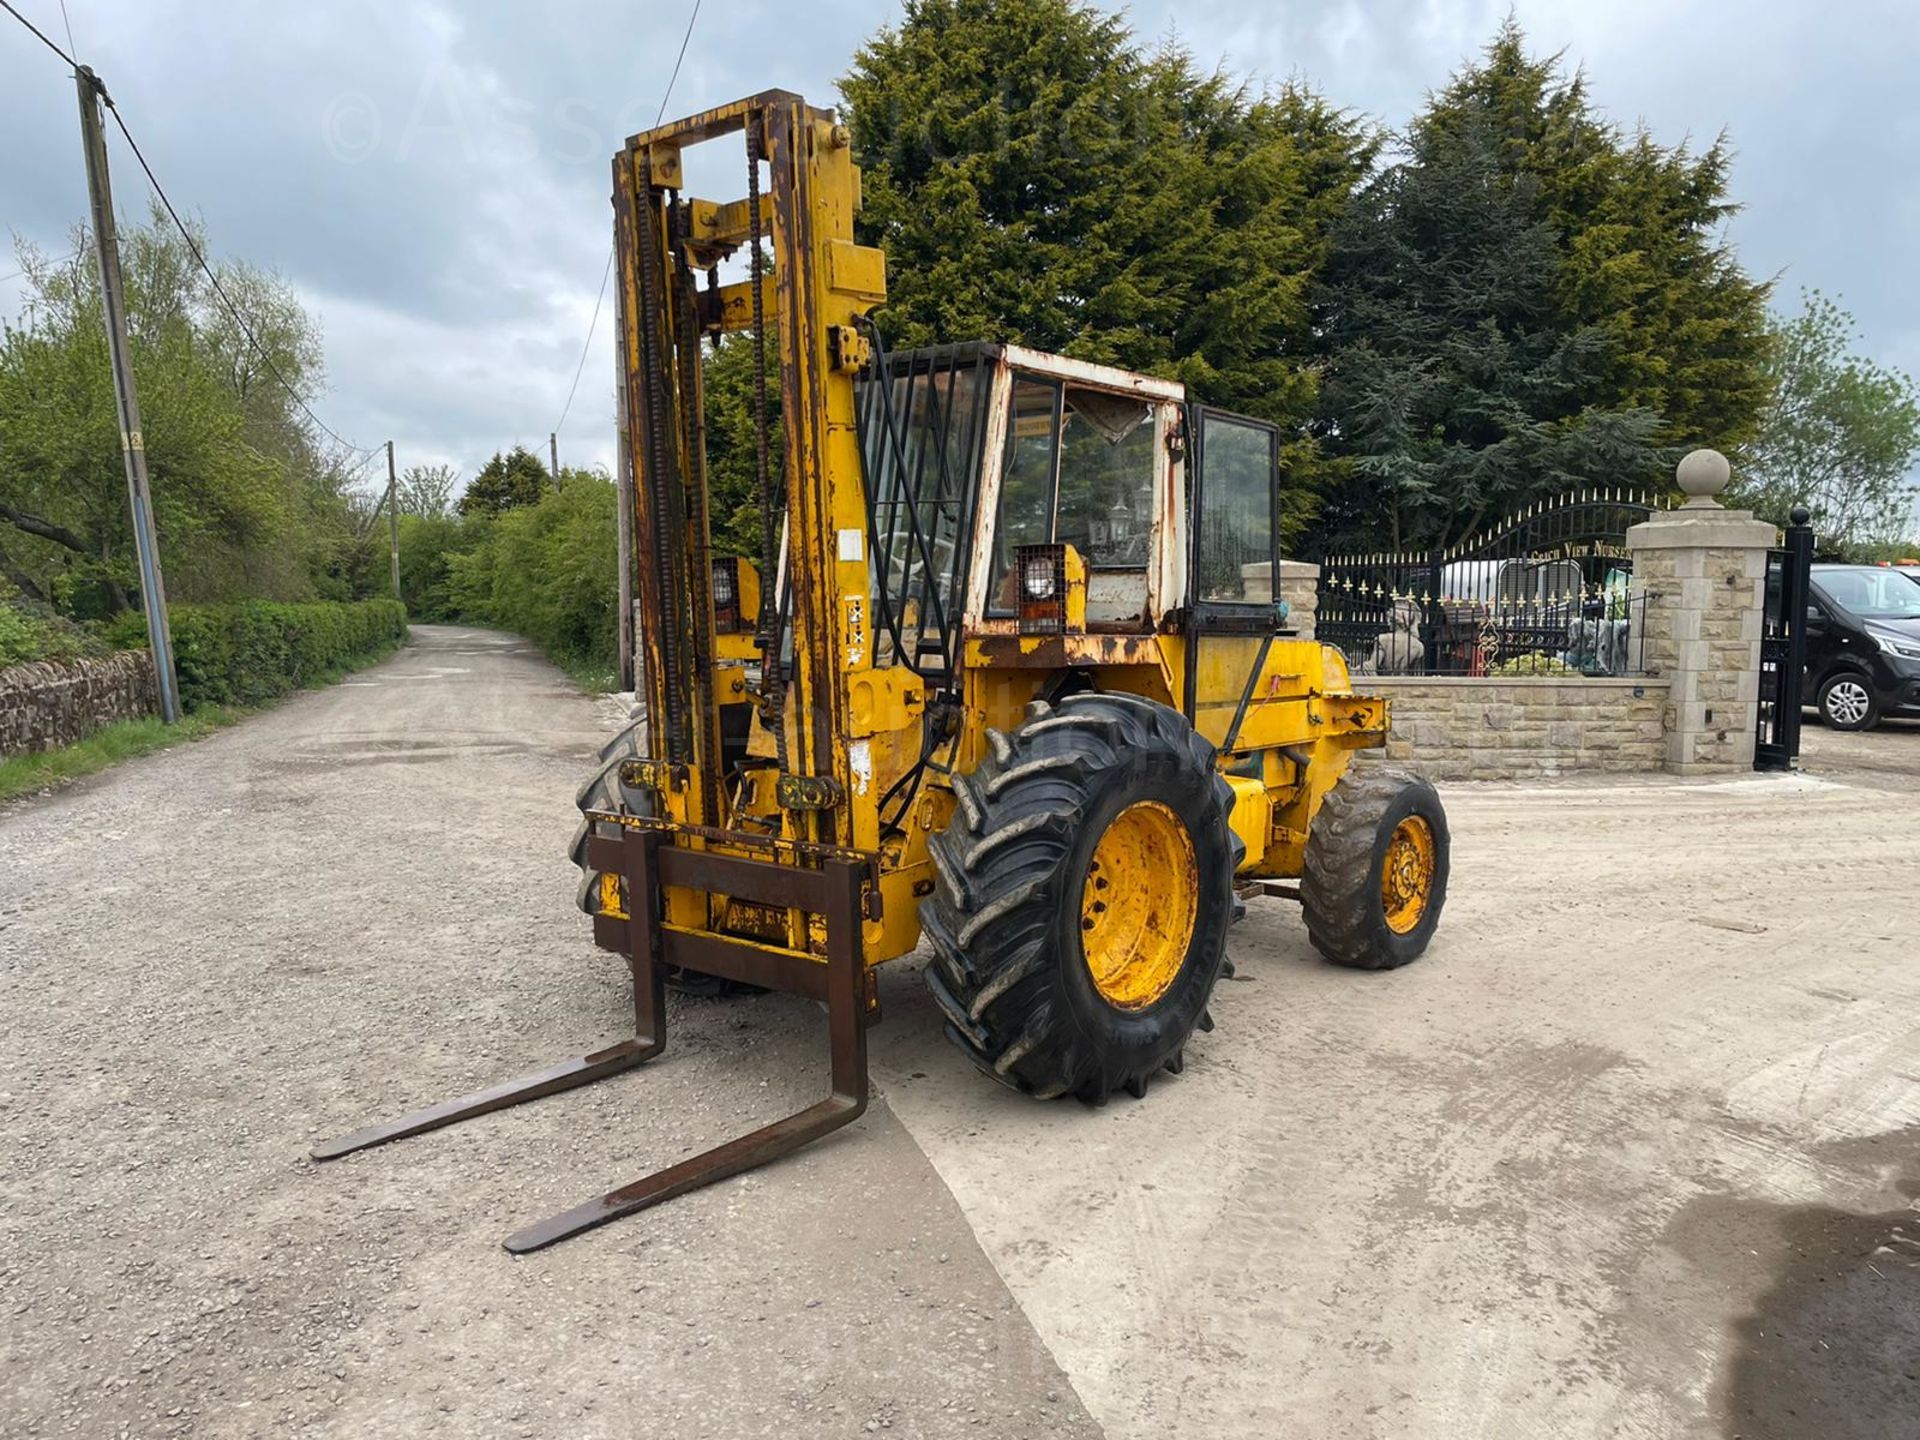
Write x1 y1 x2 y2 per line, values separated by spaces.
965 346 1285 636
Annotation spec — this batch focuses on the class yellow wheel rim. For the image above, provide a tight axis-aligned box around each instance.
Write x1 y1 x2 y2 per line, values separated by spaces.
1080 800 1199 1010
1381 815 1436 935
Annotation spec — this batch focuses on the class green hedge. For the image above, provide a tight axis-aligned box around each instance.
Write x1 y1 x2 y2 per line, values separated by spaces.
106 598 408 711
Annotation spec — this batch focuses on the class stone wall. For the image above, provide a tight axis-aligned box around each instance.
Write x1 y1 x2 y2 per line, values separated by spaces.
1277 561 1319 641
0 651 159 758
1368 675 1672 781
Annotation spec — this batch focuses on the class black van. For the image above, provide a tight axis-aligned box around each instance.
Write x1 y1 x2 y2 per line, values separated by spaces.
1803 564 1920 730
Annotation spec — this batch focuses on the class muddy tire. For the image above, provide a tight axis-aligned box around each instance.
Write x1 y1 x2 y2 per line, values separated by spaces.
572 713 757 998
1300 766 1449 971
919 693 1240 1104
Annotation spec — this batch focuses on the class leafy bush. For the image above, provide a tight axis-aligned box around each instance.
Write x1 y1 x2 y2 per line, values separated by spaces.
0 594 111 667
1490 653 1578 677
443 477 619 679
105 598 407 711
396 513 486 622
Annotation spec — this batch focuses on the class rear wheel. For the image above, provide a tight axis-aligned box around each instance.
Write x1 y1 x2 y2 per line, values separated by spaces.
919 693 1240 1103
1301 766 1449 970
1817 671 1878 731
571 713 756 998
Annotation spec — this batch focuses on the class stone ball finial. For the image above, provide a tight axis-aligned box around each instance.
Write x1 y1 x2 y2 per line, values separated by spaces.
1676 448 1731 509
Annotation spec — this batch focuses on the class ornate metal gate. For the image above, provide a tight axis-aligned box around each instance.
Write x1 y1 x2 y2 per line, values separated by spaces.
1754 506 1815 771
1316 488 1655 677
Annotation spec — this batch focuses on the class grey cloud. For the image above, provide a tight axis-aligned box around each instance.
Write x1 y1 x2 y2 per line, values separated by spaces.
4 0 1917 492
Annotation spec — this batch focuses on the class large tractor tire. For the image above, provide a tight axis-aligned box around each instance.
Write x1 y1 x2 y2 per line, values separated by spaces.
1300 766 1449 970
571 713 756 998
920 693 1240 1104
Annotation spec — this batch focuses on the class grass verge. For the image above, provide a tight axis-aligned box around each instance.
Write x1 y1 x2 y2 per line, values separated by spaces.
0 636 405 806
556 652 619 694
0 709 240 804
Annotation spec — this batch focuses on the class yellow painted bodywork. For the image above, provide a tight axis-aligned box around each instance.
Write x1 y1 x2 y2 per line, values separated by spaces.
956 631 1386 880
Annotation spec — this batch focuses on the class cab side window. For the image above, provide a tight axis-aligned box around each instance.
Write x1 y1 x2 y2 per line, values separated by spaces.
1195 414 1276 604
986 378 1060 614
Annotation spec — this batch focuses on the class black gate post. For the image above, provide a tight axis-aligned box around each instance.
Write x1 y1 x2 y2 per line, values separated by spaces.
1422 547 1444 676
1755 504 1814 771
1776 505 1814 764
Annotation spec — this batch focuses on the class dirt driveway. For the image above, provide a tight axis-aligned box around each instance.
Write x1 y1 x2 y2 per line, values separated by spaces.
3 626 1916 1439
1800 711 1920 793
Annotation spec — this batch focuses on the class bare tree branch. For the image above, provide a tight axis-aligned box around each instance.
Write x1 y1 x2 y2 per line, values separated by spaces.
0 500 90 555
0 537 48 603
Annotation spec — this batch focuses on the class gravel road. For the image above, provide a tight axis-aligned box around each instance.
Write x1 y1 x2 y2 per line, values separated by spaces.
0 626 1098 1439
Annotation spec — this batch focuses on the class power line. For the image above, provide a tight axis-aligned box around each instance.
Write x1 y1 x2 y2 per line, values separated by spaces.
0 0 75 68
551 0 702 442
552 248 613 441
99 89 379 460
654 0 702 130
0 243 88 286
3 3 378 462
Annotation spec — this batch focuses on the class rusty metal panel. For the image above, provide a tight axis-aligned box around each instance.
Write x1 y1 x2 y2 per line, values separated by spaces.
999 343 1187 402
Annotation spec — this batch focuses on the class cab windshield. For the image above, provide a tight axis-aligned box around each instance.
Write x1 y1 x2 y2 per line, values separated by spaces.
986 377 1159 622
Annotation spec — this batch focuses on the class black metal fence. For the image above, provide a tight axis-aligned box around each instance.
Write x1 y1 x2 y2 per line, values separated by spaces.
1317 489 1659 678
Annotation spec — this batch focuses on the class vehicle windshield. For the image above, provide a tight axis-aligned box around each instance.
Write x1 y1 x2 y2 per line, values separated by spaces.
1814 568 1920 620
984 376 1161 622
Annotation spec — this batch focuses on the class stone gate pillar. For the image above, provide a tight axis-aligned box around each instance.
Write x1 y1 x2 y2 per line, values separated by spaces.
1278 560 1320 641
1626 449 1778 774
1238 560 1320 639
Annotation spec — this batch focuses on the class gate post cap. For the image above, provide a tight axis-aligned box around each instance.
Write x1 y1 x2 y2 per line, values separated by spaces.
1790 504 1811 527
1675 449 1731 508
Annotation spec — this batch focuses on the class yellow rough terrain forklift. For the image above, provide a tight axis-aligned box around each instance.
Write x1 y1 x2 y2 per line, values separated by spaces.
313 91 1450 1251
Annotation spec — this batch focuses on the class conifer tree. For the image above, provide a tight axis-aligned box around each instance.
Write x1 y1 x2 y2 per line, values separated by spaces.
840 0 1372 538
1314 21 1772 550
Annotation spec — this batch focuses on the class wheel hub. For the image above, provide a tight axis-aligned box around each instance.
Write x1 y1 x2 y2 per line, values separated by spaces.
1080 800 1199 1010
1827 680 1869 725
1381 815 1436 935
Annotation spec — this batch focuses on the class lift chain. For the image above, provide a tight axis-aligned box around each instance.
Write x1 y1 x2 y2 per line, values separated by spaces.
633 153 690 760
745 117 788 770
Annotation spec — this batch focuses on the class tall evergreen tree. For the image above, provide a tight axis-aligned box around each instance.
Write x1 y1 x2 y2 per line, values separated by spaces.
841 0 1372 539
1419 24 1772 449
1314 21 1772 551
458 445 551 517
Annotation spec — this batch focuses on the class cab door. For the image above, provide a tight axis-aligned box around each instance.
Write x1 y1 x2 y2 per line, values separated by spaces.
1182 407 1284 737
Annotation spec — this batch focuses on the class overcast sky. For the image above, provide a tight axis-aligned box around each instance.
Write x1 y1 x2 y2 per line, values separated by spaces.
4 0 1917 500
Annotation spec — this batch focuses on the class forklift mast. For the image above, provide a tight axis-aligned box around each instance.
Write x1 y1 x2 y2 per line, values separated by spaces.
616 91 887 851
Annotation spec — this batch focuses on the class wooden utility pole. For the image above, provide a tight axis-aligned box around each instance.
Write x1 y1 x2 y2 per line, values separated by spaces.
75 66 180 723
385 441 402 601
550 431 561 489
613 280 635 691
